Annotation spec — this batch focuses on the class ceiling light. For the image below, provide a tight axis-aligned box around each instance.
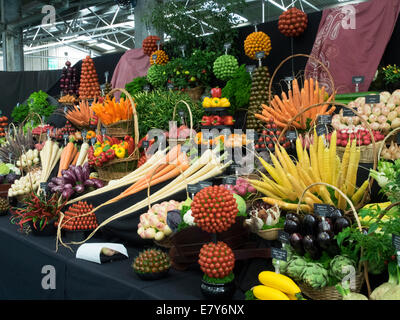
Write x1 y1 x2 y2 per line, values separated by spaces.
95 43 115 51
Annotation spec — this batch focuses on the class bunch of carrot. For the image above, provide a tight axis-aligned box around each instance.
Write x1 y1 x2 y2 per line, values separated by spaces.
57 142 79 177
256 78 336 129
91 96 134 126
65 99 96 128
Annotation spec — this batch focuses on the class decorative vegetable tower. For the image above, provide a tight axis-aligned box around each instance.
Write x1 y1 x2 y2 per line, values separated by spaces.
60 60 79 96
79 55 101 100
191 185 237 299
278 7 308 37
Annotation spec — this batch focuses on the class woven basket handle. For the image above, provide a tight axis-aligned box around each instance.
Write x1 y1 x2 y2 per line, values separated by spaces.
377 127 400 161
146 162 189 210
107 88 140 148
268 53 336 105
172 100 194 141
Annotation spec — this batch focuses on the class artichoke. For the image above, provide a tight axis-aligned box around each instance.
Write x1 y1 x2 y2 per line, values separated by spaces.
286 256 307 281
329 255 356 281
301 263 329 289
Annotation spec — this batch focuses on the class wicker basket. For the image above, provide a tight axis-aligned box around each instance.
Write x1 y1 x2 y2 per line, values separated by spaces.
337 141 383 164
377 127 400 161
95 88 139 181
102 88 136 138
298 271 364 300
184 86 204 101
256 228 282 241
168 100 194 146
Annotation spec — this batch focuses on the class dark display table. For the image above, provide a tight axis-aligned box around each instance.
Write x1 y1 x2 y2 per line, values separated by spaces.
0 214 272 300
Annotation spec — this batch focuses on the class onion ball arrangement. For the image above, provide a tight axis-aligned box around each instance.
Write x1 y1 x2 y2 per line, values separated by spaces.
213 55 239 82
278 7 308 37
191 185 239 233
244 31 272 60
142 35 161 56
149 49 169 66
60 60 79 96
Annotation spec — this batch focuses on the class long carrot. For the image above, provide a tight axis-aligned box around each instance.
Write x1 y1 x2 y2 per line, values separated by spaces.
58 142 75 176
262 105 287 123
292 79 301 111
72 151 80 166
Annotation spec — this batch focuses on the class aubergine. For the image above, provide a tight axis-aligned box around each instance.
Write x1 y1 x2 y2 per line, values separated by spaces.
290 233 304 256
286 212 301 225
302 234 317 251
284 218 300 234
302 214 318 236
330 209 343 224
334 217 351 234
317 231 332 250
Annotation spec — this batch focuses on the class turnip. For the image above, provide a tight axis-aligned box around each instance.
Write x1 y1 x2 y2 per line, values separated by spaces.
378 115 388 124
391 118 400 129
370 122 380 131
162 224 172 236
369 114 378 123
380 91 392 104
236 185 247 196
154 231 165 241
395 106 400 115
387 102 396 111
363 104 372 116
372 106 382 116
381 122 391 133
387 111 398 122
144 227 156 239
381 106 390 116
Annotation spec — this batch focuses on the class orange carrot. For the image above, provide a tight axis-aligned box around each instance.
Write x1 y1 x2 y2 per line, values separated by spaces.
319 93 335 114
292 79 301 111
72 151 80 166
262 105 287 123
58 142 75 176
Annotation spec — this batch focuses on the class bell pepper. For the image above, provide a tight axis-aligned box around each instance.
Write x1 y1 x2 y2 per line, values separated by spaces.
220 98 231 108
124 136 135 155
111 144 119 151
211 87 221 98
210 98 221 108
100 152 108 163
115 147 126 159
211 115 223 126
222 115 235 126
105 148 116 160
94 147 103 157
87 131 96 140
119 141 129 149
102 144 111 152
200 116 212 126
202 97 212 108
94 158 103 167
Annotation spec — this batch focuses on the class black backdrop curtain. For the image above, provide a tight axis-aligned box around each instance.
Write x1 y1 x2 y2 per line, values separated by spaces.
1 10 400 120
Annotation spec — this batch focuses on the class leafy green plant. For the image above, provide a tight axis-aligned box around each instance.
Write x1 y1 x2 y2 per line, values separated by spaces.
203 272 234 284
11 103 29 123
122 76 150 97
382 64 400 84
132 89 204 137
221 65 252 112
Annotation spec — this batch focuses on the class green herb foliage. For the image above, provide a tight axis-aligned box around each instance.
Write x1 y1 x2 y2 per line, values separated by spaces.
122 77 149 97
221 65 252 112
132 89 203 138
203 272 234 284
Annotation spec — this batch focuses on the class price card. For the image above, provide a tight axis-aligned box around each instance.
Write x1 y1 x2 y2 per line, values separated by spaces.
91 138 96 146
63 134 69 145
342 108 357 117
246 65 256 74
230 163 240 174
152 54 157 62
317 115 332 125
223 176 237 186
198 181 212 189
271 247 287 262
278 230 290 244
64 106 68 113
142 140 149 149
40 182 48 195
255 51 265 59
392 234 400 251
178 110 185 117
365 95 381 104
286 131 297 141
82 129 87 141
316 124 328 137
167 83 174 90
284 76 295 82
314 204 333 217
143 85 151 92
188 183 200 195
352 76 365 84
224 43 231 54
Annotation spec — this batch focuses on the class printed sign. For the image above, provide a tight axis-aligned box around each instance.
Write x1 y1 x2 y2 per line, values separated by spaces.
352 76 364 84
278 230 290 244
314 204 333 217
271 247 287 261
365 95 381 104
286 131 298 141
255 51 265 59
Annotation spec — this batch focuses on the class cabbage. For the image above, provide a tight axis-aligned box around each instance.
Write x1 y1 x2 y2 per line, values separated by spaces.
0 163 10 175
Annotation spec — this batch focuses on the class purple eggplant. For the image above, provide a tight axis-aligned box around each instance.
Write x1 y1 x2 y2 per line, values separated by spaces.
303 235 322 260
334 217 351 234
62 173 75 185
284 219 300 234
82 163 90 181
302 214 318 236
64 169 77 184
52 177 65 186
290 233 305 256
53 185 64 193
48 182 56 190
317 231 332 250
73 166 84 183
91 178 105 189
330 209 343 224
64 184 73 190
74 184 85 194
318 218 333 233
286 212 301 225
62 188 75 199
83 179 95 187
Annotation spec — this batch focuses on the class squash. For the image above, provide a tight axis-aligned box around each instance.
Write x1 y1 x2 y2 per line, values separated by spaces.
258 271 301 296
253 285 290 300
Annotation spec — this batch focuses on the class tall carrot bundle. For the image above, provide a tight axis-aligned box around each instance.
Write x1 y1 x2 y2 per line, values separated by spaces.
91 96 135 125
255 78 336 129
65 99 96 128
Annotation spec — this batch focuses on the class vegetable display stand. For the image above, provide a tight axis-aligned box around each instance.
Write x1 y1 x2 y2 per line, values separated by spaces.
183 86 204 102
295 182 367 300
102 88 137 138
95 89 140 181
168 100 194 146
278 101 378 210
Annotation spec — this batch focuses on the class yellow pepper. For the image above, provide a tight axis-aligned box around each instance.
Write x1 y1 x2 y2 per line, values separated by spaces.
86 130 96 140
210 98 220 108
111 144 119 151
202 97 212 108
219 97 231 108
94 147 103 157
115 147 126 159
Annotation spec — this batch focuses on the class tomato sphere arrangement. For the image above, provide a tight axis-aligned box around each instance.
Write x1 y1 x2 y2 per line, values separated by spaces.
79 55 100 100
191 185 238 233
55 201 98 231
142 35 161 56
278 7 308 37
198 241 235 279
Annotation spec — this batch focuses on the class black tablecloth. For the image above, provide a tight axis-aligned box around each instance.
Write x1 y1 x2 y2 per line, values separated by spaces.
0 214 271 300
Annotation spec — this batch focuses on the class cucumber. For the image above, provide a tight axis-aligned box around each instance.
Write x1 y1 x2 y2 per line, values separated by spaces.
335 91 380 101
